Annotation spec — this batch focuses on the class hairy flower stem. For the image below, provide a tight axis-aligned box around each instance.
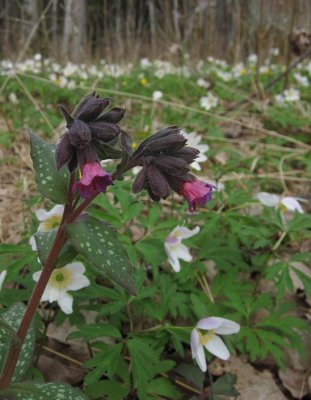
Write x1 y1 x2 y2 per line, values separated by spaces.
0 173 94 390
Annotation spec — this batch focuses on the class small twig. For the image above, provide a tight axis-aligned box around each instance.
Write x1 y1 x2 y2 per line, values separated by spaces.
41 345 84 367
14 74 54 133
272 231 287 251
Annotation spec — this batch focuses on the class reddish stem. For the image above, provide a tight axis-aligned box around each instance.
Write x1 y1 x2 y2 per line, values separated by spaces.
0 229 66 389
0 172 91 390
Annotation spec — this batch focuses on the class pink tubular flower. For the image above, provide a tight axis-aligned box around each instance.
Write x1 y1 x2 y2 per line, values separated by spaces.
74 162 112 199
181 180 214 212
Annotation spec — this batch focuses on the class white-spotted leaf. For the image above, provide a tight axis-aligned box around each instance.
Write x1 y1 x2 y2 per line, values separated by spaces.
34 230 77 267
30 132 69 203
66 214 136 295
0 303 36 383
0 318 18 344
1 382 89 400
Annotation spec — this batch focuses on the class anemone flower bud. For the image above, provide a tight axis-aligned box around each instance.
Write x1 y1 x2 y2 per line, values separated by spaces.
73 162 112 199
180 179 214 212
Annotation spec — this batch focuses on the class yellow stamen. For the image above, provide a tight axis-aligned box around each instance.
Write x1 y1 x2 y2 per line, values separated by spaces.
278 204 287 213
139 78 148 86
199 330 215 345
43 215 62 230
49 267 71 289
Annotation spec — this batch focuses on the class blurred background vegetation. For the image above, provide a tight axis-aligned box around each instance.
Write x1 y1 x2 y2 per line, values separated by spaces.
1 0 311 63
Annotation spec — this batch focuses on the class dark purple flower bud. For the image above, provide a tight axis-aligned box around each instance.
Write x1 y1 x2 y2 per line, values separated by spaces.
146 165 170 201
68 120 92 149
174 147 200 164
74 93 110 122
132 164 170 201
154 155 189 176
146 134 186 153
55 134 74 170
180 179 214 212
131 126 182 160
73 162 112 199
97 107 126 124
88 121 120 142
132 168 147 193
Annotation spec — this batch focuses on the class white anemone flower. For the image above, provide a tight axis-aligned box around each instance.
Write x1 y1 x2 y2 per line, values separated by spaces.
181 130 209 171
270 47 280 56
164 226 200 272
284 88 300 102
199 92 219 111
33 262 90 314
293 73 309 87
8 93 18 104
152 90 163 101
0 270 7 291
197 78 210 89
29 205 64 251
191 317 240 372
247 54 258 65
256 192 304 213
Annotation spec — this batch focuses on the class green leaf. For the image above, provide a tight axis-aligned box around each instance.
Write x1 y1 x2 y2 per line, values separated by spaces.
34 230 77 267
68 323 121 340
0 382 89 399
127 339 156 395
0 303 36 383
66 214 135 295
84 343 123 383
147 377 181 399
85 380 129 400
174 363 204 389
0 318 18 344
212 373 239 397
30 132 69 203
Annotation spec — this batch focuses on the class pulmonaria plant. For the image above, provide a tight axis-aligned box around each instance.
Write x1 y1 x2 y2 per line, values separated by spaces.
0 92 238 397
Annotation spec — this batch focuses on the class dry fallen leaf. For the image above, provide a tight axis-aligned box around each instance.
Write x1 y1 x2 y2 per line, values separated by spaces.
209 356 287 400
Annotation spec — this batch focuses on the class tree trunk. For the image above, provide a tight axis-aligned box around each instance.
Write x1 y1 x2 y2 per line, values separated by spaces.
62 0 87 63
22 0 38 36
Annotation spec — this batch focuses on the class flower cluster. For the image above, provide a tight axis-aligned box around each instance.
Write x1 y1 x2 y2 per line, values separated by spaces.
127 126 214 212
56 93 125 198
